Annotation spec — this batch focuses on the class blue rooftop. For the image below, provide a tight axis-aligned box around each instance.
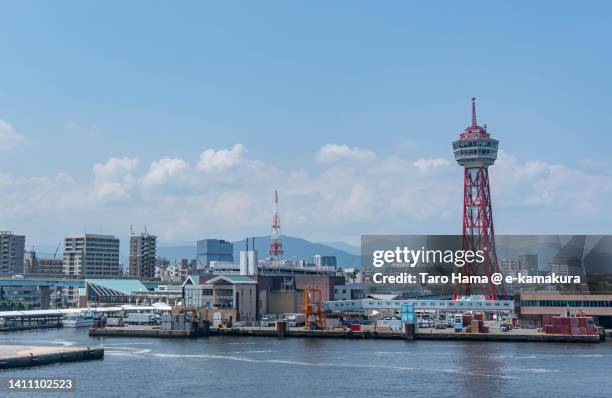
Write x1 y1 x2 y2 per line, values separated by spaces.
86 279 148 295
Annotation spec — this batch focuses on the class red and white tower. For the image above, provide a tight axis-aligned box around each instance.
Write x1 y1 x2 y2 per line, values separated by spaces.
452 98 504 299
269 190 283 258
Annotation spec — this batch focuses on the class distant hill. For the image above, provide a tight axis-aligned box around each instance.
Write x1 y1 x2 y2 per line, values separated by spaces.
233 236 359 268
320 241 360 256
158 236 360 268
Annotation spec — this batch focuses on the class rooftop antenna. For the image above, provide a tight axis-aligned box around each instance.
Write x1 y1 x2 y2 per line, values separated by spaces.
471 97 477 128
269 190 283 258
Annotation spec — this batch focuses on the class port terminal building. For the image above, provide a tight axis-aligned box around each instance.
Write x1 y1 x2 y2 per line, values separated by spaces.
517 292 612 328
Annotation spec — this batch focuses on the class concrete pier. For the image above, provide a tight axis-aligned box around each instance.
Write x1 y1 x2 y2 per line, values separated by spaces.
404 323 415 340
276 320 287 338
0 345 104 369
86 325 601 343
211 327 600 342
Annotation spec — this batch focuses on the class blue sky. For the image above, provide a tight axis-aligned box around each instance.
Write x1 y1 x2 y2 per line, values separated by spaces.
1 1 611 246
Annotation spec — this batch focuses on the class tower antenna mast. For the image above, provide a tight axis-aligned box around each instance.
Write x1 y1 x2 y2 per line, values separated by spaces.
452 97 505 299
269 190 283 258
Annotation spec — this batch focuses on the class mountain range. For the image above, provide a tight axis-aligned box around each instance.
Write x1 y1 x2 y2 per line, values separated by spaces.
158 235 360 268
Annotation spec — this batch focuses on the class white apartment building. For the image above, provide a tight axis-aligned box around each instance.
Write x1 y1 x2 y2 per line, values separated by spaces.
63 234 121 277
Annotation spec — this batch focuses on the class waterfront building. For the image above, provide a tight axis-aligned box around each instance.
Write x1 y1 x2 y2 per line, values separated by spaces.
196 239 233 269
183 275 257 322
84 279 149 306
518 291 612 328
129 232 157 278
0 231 25 275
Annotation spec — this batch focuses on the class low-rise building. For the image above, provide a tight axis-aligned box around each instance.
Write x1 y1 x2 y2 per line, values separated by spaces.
517 291 612 328
84 279 149 306
183 275 257 322
25 251 64 274
333 284 366 301
314 255 337 268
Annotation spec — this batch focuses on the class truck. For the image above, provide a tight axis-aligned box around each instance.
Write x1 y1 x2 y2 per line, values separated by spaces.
106 317 123 327
123 313 158 325
285 313 306 327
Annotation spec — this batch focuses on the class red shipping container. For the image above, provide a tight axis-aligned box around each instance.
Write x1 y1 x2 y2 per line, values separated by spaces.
542 315 553 325
350 324 361 331
474 313 483 321
570 318 579 327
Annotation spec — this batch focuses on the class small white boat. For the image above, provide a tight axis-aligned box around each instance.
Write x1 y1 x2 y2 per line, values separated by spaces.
62 311 95 328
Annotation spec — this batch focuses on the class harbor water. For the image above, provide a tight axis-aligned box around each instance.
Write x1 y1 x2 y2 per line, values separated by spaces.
1 328 611 397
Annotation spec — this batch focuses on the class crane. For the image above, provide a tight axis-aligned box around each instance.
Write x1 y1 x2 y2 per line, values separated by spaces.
53 241 61 259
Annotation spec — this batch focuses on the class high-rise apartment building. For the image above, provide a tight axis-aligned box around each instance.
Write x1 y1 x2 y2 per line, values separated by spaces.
518 254 539 276
0 231 25 275
500 259 520 279
129 232 157 278
63 234 120 277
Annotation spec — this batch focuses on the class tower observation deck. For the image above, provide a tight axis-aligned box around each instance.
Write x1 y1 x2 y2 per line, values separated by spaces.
452 98 504 299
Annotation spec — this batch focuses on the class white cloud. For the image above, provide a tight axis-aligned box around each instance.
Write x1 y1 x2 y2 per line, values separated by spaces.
0 118 26 150
141 157 190 189
2 144 612 244
93 157 139 181
491 151 612 215
197 144 246 172
93 157 139 201
315 143 376 163
413 158 450 172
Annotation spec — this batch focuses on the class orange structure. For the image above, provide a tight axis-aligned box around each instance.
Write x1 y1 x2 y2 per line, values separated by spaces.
302 286 327 329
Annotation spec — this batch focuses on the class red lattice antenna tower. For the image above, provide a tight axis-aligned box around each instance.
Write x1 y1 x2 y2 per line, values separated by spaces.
452 98 505 299
269 190 283 258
